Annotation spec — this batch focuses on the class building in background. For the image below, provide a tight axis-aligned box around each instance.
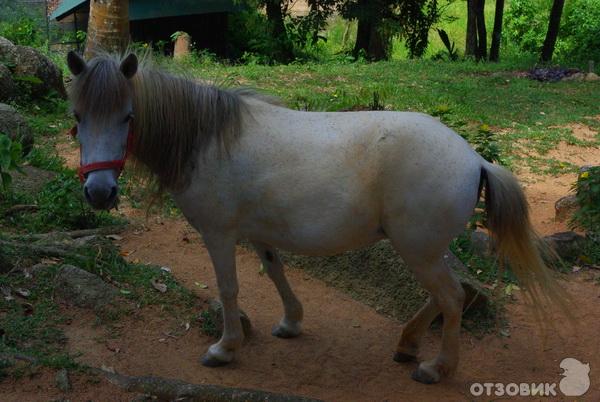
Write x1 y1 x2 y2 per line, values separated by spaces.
50 0 240 55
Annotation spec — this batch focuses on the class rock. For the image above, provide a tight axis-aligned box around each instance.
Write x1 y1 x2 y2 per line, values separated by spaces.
13 45 66 99
469 230 492 257
562 72 585 81
0 64 17 102
12 165 57 194
55 368 71 392
555 194 578 222
585 72 600 82
0 103 34 155
544 231 586 261
173 32 192 59
0 36 17 66
55 265 118 309
443 251 490 311
205 299 252 338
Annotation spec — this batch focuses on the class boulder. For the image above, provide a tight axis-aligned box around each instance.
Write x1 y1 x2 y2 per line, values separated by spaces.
0 103 34 155
55 265 118 309
12 165 57 194
562 72 585 82
585 73 600 82
443 251 490 311
469 230 493 257
555 194 578 222
0 36 17 66
0 64 17 102
13 45 66 99
544 231 586 261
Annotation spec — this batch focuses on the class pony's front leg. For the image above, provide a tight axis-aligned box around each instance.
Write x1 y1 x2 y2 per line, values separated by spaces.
201 233 244 367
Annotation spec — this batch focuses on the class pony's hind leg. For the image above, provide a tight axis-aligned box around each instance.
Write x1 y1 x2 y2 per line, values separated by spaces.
394 296 439 362
391 239 465 383
252 242 303 338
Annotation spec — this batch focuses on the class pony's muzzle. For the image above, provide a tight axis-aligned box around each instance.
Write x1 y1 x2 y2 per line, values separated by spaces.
83 171 118 210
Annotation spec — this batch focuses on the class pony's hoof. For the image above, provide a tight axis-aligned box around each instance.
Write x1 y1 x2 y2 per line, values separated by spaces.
411 363 441 384
271 321 301 338
393 351 416 363
201 354 230 368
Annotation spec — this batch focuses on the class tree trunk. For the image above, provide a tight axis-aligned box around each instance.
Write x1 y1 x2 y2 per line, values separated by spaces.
265 0 293 62
353 19 390 61
465 0 477 56
84 0 129 60
475 0 487 61
489 0 504 61
540 0 565 62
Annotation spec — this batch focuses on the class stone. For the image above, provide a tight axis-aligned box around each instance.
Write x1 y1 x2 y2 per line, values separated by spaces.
544 231 586 261
585 72 600 82
13 45 66 99
0 64 17 102
173 32 191 59
55 265 118 309
205 299 252 338
12 165 57 194
562 72 585 81
55 368 71 392
0 103 34 155
555 194 579 222
469 230 493 257
0 36 17 66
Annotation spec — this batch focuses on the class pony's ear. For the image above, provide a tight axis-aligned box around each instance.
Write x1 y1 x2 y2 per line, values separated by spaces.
120 53 138 79
67 51 86 76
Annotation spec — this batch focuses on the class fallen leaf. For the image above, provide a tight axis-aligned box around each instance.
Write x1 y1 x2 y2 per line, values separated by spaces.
184 322 190 331
151 279 167 293
160 266 172 273
120 289 132 295
499 329 511 338
1 286 13 301
15 288 30 298
119 251 130 257
258 264 266 276
194 282 208 289
40 257 60 265
572 266 582 273
106 234 123 241
101 365 116 374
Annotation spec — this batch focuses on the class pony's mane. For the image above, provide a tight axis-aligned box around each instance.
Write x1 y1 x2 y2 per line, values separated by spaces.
68 54 275 192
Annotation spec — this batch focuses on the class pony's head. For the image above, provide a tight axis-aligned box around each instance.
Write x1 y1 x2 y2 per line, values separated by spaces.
66 51 138 210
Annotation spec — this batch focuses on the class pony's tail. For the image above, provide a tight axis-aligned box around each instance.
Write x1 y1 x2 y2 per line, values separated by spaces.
481 162 572 320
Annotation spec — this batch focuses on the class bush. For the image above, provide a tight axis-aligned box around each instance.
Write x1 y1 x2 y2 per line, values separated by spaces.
557 0 600 65
504 0 550 55
0 134 23 191
0 17 45 48
571 167 600 236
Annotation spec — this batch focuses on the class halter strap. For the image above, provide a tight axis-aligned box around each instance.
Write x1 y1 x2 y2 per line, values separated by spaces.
70 123 135 183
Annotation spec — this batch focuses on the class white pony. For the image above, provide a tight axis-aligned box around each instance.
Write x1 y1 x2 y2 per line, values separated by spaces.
66 51 566 384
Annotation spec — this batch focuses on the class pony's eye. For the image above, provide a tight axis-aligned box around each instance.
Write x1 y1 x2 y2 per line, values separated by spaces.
73 112 81 123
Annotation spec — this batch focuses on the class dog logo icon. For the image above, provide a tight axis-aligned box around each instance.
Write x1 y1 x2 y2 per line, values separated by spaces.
559 358 590 396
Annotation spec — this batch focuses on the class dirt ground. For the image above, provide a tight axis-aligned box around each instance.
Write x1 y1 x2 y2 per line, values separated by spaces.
2 125 600 401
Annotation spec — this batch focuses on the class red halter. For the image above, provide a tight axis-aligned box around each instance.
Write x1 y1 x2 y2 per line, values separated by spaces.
69 124 135 183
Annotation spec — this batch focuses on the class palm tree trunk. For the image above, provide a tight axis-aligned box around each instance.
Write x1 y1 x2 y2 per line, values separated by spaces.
540 0 565 62
475 0 487 61
84 0 129 60
465 0 477 57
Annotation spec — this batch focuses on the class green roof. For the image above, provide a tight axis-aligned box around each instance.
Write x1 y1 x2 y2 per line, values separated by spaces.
51 0 239 21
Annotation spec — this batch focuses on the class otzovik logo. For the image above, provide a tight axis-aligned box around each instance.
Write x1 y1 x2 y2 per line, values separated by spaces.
469 358 590 397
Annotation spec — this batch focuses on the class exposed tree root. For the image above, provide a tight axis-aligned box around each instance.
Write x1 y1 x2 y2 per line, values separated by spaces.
95 368 323 402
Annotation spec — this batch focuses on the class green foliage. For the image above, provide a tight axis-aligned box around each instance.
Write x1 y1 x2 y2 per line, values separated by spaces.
571 167 600 235
558 0 600 66
31 172 122 231
471 124 503 164
0 134 23 191
0 17 45 47
504 0 550 55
